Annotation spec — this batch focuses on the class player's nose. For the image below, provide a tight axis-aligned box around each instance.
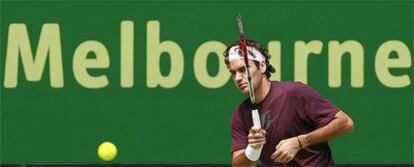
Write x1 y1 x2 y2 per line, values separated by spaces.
234 72 244 82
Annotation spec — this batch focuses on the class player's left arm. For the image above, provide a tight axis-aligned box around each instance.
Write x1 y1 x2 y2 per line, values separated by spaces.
271 110 354 163
298 110 354 147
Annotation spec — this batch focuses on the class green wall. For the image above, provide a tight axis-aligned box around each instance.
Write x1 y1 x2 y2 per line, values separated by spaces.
1 0 413 164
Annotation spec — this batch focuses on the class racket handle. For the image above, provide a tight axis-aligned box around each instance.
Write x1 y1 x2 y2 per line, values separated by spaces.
252 109 261 129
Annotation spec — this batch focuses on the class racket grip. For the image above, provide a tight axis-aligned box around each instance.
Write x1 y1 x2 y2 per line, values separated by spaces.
252 109 261 129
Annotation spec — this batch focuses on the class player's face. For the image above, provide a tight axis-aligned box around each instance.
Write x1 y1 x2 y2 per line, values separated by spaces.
228 59 264 94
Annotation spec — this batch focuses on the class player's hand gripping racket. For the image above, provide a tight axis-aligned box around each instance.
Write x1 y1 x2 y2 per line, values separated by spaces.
237 15 261 129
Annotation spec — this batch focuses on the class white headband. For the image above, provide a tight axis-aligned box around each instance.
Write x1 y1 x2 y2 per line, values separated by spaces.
228 45 265 62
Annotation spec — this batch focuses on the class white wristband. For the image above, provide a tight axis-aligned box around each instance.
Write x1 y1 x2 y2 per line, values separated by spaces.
244 145 262 161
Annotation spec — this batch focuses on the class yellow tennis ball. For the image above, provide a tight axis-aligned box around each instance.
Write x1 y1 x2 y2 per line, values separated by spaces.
97 141 117 161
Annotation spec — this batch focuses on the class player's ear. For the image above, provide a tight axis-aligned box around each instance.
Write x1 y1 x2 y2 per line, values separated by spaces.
260 61 267 73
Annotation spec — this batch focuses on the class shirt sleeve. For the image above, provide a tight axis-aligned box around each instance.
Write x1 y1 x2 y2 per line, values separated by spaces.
295 82 340 128
230 106 248 154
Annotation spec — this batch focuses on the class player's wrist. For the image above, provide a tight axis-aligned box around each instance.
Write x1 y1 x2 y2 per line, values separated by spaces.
297 135 308 148
245 145 262 161
296 136 303 149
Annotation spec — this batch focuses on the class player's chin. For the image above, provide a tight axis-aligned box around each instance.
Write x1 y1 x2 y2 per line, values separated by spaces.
238 87 249 94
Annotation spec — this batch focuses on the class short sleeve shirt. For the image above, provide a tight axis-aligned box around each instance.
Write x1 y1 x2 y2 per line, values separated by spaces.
231 81 340 166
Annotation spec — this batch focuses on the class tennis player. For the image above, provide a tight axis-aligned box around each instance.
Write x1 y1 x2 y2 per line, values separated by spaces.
224 39 354 166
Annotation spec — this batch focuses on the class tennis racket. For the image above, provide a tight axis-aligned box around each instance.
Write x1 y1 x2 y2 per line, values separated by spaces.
237 14 261 129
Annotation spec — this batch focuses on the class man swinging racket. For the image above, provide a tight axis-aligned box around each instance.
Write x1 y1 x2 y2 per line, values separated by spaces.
224 15 354 166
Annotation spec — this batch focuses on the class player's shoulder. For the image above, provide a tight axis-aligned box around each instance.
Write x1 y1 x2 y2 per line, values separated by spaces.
236 98 250 111
273 81 309 95
231 98 250 116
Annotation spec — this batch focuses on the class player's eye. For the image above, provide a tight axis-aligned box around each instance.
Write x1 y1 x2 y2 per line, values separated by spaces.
240 67 246 73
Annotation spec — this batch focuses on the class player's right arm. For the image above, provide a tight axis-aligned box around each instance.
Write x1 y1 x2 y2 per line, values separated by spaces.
232 128 266 167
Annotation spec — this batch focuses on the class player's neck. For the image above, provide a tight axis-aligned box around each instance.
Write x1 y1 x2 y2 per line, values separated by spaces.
255 79 271 103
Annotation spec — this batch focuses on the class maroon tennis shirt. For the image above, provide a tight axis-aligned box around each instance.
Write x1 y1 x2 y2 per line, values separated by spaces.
230 81 340 166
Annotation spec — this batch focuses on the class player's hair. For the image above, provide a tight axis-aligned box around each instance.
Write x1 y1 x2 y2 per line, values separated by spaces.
223 39 276 79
